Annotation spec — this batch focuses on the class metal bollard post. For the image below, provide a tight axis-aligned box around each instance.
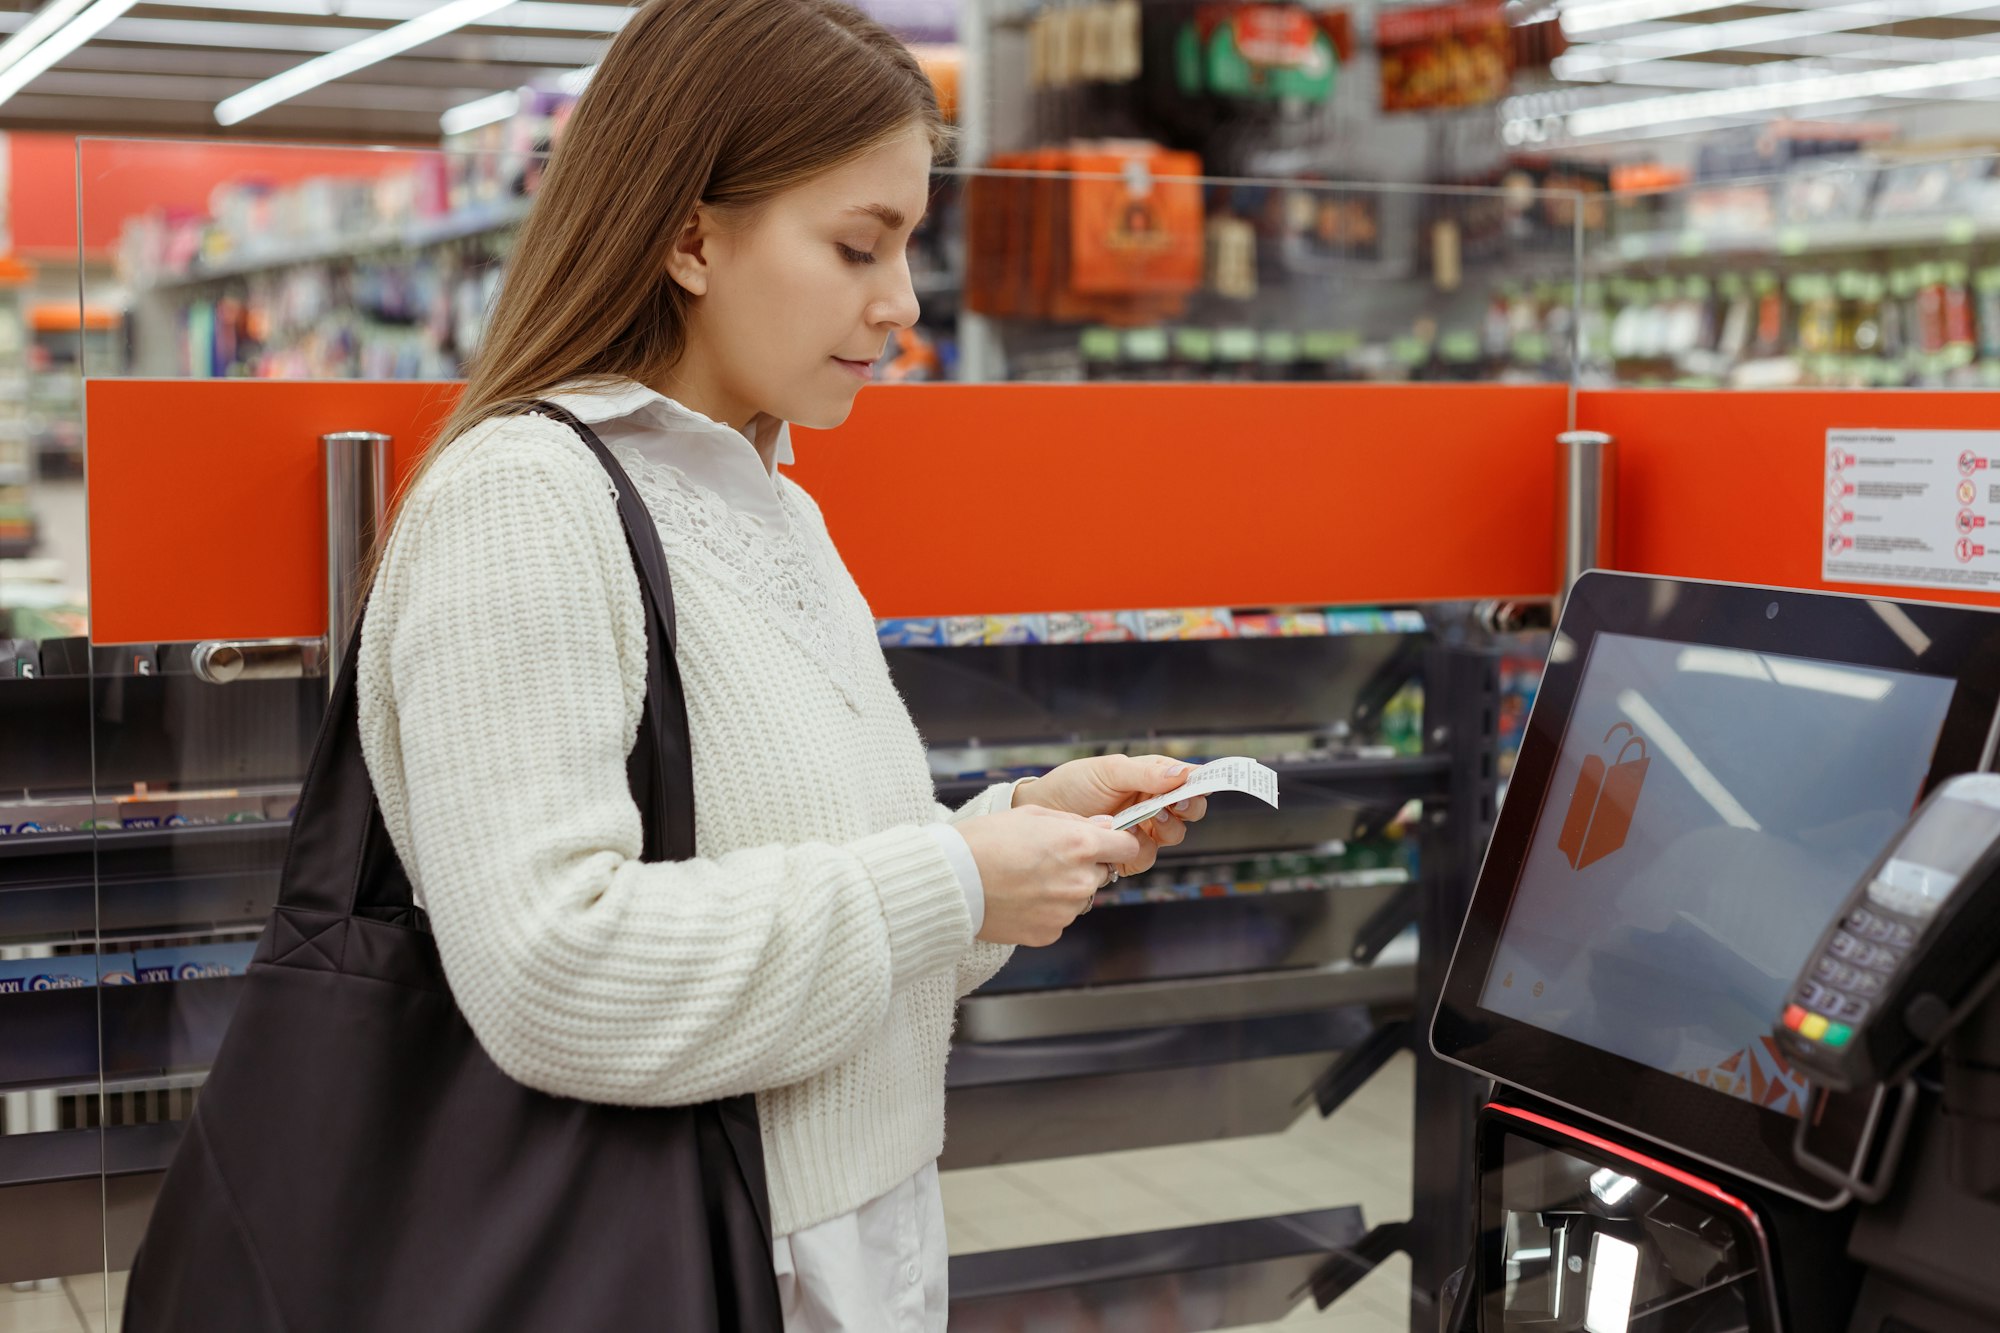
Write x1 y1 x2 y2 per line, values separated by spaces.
323 431 392 693
1556 429 1616 612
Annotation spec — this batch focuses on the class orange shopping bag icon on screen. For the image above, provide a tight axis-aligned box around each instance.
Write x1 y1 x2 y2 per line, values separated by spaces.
1558 722 1650 871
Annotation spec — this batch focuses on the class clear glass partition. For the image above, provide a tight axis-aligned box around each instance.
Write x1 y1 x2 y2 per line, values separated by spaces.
1591 151 2000 390
4 136 1591 1331
77 138 1589 388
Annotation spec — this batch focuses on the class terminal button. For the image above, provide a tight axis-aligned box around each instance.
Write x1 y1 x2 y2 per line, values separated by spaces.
1783 1004 1808 1030
1833 995 1872 1024
1823 1022 1854 1047
1830 932 1864 961
1849 970 1885 996
1857 913 1899 943
1857 943 1900 971
1799 1013 1831 1041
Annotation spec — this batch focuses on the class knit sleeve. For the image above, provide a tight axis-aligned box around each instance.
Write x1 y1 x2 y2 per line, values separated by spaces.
359 418 973 1107
934 782 1019 996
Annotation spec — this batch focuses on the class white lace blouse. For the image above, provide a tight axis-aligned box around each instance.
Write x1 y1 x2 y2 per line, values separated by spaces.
541 377 983 934
539 378 976 1331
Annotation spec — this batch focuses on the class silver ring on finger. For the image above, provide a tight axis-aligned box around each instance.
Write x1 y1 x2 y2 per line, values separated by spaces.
1102 864 1120 888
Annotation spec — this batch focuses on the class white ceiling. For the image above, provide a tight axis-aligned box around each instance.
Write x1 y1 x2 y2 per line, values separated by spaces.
0 0 630 142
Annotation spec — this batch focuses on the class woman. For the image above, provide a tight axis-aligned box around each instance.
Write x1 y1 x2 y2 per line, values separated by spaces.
356 0 1208 1326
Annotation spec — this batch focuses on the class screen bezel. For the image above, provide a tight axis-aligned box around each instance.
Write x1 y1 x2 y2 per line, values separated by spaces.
1433 572 2000 1207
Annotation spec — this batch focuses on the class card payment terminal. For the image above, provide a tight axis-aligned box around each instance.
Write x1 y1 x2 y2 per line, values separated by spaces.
1777 771 2000 1092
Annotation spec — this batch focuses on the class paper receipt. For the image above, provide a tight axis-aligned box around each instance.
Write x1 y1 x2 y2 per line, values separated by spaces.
1109 756 1281 830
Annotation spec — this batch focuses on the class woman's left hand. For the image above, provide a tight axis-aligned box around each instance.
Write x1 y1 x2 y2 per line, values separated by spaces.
1012 754 1209 877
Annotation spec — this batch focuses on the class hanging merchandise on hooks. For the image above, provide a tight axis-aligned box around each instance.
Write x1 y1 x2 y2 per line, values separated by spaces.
1172 4 1345 103
1028 0 1143 90
967 141 1204 325
1375 0 1561 113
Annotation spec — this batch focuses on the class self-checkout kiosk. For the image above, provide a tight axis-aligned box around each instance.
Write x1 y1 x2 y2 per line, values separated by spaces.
1431 571 2000 1333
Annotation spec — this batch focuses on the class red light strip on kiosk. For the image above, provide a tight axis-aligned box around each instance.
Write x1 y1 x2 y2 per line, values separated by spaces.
1485 1103 1771 1249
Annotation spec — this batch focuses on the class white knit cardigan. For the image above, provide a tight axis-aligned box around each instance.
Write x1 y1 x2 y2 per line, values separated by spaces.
356 410 1015 1236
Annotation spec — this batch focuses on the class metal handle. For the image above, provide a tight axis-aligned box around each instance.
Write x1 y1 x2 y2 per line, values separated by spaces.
190 428 391 688
190 638 327 684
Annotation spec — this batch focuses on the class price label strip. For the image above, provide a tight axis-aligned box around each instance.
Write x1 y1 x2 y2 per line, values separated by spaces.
1108 756 1281 830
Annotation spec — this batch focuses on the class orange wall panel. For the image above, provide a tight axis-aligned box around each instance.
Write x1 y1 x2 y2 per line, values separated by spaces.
87 380 460 645
791 382 1566 617
1580 389 2000 609
85 380 1569 644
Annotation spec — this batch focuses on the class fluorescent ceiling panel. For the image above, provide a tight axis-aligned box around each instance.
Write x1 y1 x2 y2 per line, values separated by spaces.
0 0 137 107
215 0 519 124
158 0 632 31
439 60 592 131
1558 0 2000 75
1566 49 2000 133
441 87 519 133
0 0 93 76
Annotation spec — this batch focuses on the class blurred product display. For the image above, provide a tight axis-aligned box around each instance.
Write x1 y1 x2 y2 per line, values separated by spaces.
1590 149 2000 388
0 263 31 561
12 0 2000 1327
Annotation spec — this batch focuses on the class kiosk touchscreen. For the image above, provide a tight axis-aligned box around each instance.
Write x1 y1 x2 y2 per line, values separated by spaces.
1434 573 2000 1206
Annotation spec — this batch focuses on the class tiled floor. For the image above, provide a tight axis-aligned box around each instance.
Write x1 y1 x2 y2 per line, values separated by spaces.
0 1273 119 1333
0 1054 1417 1332
940 1050 1418 1333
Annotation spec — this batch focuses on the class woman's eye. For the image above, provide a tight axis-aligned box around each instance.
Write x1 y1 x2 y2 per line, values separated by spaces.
837 244 877 265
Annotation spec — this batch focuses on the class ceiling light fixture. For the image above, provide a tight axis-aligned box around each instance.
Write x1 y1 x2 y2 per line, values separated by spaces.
0 0 136 108
1559 31 2000 85
0 0 92 76
216 0 514 126
440 87 518 134
1565 49 2000 136
438 61 592 133
1558 0 2000 75
163 0 631 32
1561 0 1739 37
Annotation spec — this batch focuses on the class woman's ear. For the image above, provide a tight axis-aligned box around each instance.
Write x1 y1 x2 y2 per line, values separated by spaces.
663 206 712 297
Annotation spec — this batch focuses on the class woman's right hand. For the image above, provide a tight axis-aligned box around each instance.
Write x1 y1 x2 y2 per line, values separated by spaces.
954 806 1144 946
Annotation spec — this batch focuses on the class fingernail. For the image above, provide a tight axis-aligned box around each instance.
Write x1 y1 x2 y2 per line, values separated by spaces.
1172 800 1193 815
1155 812 1173 827
1089 814 1114 826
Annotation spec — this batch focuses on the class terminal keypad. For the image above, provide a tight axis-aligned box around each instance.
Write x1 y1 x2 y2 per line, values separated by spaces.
1785 906 1922 1048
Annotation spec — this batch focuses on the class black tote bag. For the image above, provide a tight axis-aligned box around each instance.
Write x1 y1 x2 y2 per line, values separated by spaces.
124 403 783 1332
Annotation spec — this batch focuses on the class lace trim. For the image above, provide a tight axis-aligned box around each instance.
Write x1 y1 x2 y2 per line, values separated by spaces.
611 447 866 703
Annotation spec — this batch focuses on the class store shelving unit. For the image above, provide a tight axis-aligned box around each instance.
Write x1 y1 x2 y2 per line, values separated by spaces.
0 265 34 559
902 623 1500 1329
1599 213 2000 270
139 198 534 293
26 304 116 483
0 611 1501 1332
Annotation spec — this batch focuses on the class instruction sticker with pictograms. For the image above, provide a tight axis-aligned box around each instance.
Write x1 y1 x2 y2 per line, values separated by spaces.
1823 429 2000 592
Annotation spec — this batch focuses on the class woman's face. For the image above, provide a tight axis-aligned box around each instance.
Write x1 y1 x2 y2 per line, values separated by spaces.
667 123 932 432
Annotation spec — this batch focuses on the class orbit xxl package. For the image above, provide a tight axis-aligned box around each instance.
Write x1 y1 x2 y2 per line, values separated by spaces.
133 941 258 984
0 954 113 993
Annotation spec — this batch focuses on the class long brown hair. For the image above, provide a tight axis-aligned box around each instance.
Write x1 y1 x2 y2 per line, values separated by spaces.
403 0 947 515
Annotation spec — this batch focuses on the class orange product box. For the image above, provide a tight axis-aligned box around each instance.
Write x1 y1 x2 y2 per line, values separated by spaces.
1067 144 1205 298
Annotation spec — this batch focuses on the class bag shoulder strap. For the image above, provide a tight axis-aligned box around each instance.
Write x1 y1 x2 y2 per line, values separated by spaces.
277 402 697 921
522 400 698 863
